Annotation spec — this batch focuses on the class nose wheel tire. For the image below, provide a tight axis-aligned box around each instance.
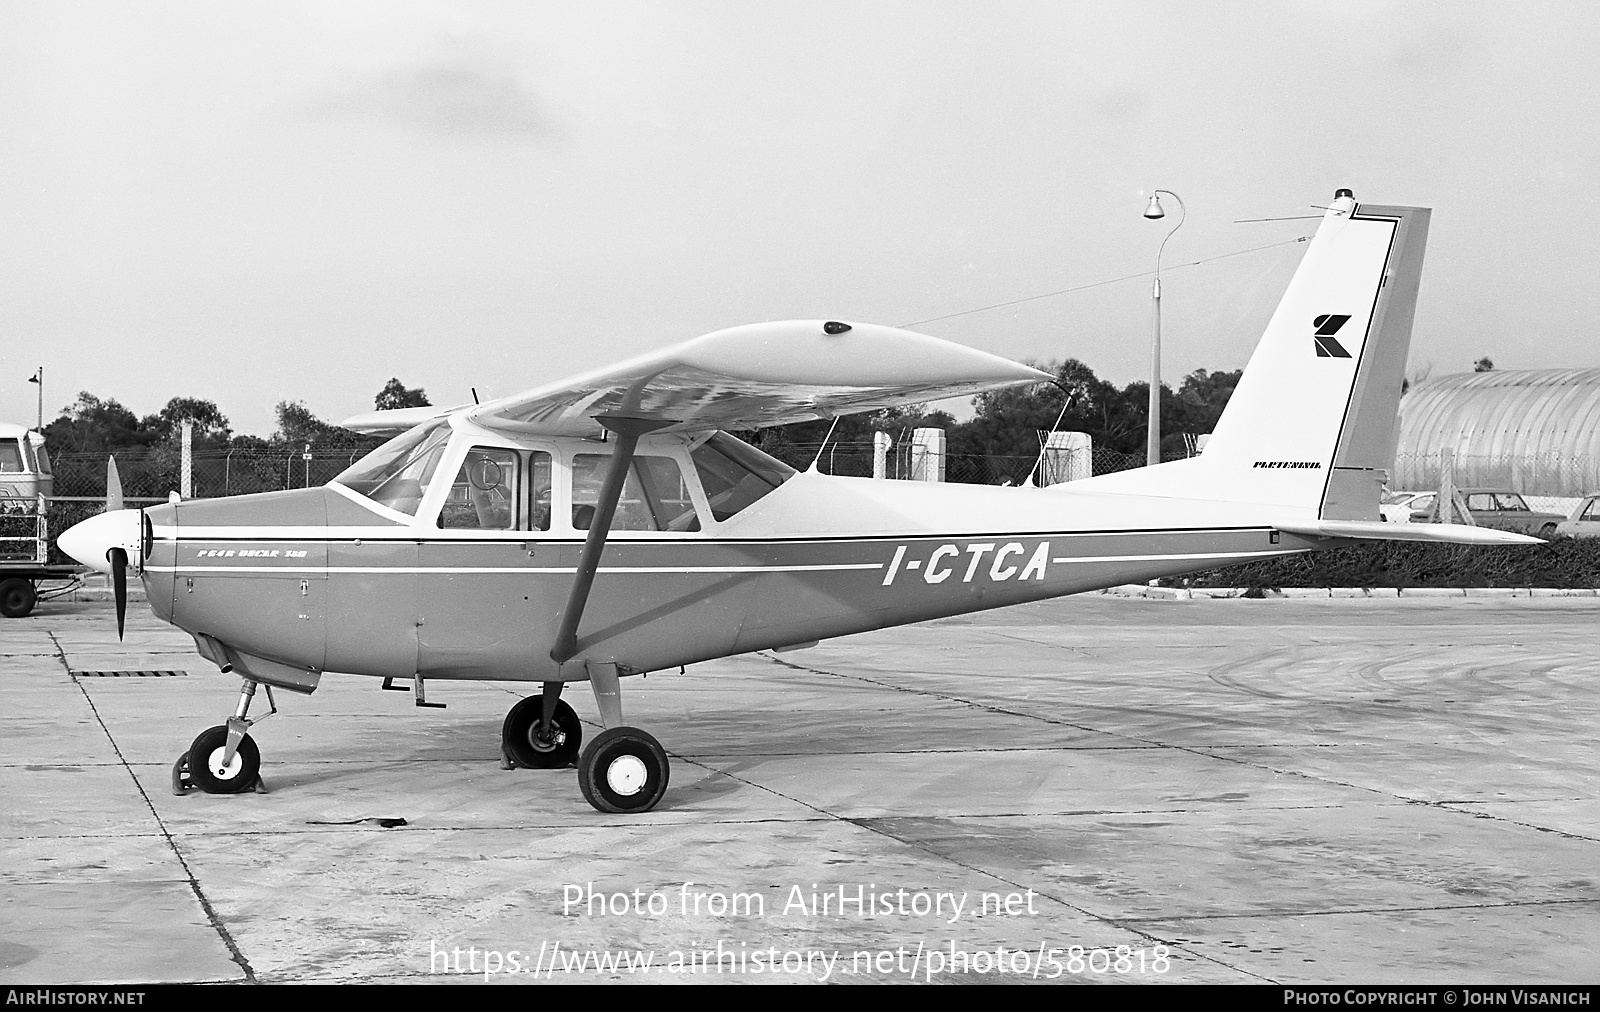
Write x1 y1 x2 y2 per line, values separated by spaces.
0 578 36 618
502 697 583 768
578 727 669 814
185 725 261 794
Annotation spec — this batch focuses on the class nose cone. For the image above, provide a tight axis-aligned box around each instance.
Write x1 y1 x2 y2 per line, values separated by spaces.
59 509 143 574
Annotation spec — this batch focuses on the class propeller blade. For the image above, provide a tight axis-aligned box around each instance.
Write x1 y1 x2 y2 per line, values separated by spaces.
108 547 127 640
106 457 124 513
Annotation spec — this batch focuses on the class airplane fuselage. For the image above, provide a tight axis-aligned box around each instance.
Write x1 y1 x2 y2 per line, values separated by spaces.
136 425 1321 689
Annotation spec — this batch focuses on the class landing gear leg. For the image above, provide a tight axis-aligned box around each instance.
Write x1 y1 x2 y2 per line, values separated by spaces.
177 679 272 795
576 663 669 814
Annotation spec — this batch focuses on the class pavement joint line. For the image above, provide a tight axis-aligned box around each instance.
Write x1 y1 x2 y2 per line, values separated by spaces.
667 732 1271 982
760 649 1395 786
146 816 844 837
975 628 1096 655
1119 895 1600 924
684 745 1179 757
869 802 1399 821
759 651 1161 750
4 800 1456 843
47 630 259 984
845 814 1273 983
148 817 844 838
762 651 1593 846
1428 802 1600 843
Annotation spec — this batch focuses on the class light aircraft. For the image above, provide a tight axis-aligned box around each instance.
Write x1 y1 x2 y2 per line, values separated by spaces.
58 190 1538 814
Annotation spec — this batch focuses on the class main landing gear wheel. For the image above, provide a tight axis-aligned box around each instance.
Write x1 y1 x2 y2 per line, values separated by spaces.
0 578 36 618
185 725 261 794
502 696 583 768
578 727 669 814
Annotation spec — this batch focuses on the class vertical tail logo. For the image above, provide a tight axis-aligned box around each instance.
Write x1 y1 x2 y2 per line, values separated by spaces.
1313 314 1353 358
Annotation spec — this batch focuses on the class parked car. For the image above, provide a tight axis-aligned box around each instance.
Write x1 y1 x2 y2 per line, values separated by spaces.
1553 495 1600 538
1454 488 1565 538
1380 490 1436 523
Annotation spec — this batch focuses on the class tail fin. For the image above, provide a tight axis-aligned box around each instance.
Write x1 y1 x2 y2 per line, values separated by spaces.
1201 191 1429 517
1074 190 1430 518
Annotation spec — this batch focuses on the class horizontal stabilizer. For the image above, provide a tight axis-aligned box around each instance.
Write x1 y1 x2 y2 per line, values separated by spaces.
1275 520 1544 545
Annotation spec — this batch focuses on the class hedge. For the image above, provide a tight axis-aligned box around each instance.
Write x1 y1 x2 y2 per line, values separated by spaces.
1163 538 1600 590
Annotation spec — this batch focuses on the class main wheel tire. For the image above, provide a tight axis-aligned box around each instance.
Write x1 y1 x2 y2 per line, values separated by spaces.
0 578 36 618
186 725 261 794
578 726 669 814
502 696 583 768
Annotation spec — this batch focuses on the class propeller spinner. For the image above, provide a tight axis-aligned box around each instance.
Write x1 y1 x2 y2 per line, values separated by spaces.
57 456 145 640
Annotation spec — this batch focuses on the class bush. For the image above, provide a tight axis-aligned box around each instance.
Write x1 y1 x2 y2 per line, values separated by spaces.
1165 538 1600 590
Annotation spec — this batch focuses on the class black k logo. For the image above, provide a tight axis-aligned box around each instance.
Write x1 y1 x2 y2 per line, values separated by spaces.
1313 314 1353 358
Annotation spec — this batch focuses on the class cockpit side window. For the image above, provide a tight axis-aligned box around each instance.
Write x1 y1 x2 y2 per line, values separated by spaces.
690 433 795 522
439 447 520 530
334 420 453 516
435 448 553 531
0 441 23 473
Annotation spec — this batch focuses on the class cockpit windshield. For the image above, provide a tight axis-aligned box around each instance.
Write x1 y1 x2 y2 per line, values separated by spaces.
334 419 453 516
690 433 795 522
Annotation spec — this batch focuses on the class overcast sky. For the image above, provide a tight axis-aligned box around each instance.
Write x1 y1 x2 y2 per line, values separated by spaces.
3 1 1597 437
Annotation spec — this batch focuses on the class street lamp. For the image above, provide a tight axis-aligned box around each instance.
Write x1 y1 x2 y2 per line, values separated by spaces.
1142 189 1185 466
26 367 42 430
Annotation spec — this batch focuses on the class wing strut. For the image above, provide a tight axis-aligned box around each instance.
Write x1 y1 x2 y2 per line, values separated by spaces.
549 416 674 664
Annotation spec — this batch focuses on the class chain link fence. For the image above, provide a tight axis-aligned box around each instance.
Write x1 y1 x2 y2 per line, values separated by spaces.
40 447 373 566
1390 451 1595 516
62 445 1596 504
48 447 372 500
761 442 1149 485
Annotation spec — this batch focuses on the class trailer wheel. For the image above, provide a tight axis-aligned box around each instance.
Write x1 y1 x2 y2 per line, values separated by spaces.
0 578 36 618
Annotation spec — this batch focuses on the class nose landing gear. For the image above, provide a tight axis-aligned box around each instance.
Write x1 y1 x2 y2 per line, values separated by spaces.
174 678 272 795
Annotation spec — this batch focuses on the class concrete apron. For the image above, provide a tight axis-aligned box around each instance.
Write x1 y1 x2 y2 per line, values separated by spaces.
2 595 1598 984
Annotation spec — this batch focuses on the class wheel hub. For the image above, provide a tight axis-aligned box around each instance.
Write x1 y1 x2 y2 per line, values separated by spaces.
206 747 243 780
529 726 566 752
605 754 648 796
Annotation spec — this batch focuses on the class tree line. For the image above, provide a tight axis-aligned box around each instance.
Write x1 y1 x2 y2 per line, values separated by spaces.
42 378 432 457
752 360 1241 463
39 364 1241 464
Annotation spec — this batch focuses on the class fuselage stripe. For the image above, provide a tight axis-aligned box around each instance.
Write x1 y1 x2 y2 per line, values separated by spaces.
147 563 886 575
147 548 1290 577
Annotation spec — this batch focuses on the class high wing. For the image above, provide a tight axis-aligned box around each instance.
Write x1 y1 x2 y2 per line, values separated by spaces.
454 320 1050 436
342 404 463 436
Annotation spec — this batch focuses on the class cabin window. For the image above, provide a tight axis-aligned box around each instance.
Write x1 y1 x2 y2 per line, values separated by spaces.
334 419 453 516
0 441 22 473
435 448 552 532
1582 499 1600 523
690 433 795 522
440 448 520 530
570 454 700 533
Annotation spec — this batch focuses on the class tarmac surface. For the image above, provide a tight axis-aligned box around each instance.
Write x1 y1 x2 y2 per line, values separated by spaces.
2 594 1598 985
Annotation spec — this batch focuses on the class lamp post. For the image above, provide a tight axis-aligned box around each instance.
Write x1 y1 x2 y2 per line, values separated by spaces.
26 367 42 430
1142 189 1185 467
